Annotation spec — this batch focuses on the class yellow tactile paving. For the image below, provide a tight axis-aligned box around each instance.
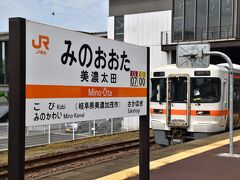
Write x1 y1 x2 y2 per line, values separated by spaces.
96 136 240 180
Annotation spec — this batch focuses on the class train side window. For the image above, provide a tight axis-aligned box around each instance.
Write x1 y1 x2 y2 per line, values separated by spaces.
234 80 240 103
223 80 227 108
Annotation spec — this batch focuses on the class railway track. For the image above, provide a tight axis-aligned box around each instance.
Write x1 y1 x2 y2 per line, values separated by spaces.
0 137 155 179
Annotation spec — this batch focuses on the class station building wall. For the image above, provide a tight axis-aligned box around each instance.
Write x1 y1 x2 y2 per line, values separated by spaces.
108 10 172 70
108 10 172 128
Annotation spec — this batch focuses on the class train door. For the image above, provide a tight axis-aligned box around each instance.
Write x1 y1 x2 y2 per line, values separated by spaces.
166 75 191 128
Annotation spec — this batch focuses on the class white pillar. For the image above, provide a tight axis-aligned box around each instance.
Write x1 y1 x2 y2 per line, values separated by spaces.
93 120 96 136
72 122 75 140
111 119 113 134
48 124 51 144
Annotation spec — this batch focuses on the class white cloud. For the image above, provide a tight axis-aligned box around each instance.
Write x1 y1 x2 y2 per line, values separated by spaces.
0 0 108 32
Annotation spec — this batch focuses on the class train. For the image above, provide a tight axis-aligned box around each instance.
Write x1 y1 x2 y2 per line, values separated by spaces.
150 63 240 146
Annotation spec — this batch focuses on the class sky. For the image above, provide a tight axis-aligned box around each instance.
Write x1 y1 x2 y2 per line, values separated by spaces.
0 0 109 33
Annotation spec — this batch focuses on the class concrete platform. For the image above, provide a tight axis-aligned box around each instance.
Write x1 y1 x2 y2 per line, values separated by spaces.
45 130 240 180
130 140 240 180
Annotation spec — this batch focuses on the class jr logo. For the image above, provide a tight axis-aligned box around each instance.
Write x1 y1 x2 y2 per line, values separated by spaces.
32 35 49 55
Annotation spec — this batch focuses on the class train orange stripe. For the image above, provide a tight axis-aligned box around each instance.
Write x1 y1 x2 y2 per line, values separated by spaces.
150 109 229 116
26 85 147 99
233 75 240 79
209 109 229 116
150 108 154 113
222 74 240 79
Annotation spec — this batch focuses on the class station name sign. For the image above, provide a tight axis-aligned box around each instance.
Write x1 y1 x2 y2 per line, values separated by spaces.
25 20 148 126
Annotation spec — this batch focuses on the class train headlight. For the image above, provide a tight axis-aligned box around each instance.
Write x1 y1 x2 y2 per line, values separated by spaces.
196 111 210 116
153 109 163 114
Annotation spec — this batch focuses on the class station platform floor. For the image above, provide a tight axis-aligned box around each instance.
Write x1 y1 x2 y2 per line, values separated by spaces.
45 130 240 180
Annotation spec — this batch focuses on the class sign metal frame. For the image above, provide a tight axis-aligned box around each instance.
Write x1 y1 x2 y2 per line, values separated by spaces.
25 20 148 126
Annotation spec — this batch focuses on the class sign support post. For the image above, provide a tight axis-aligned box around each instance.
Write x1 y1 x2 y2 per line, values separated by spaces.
139 47 150 180
8 17 26 180
177 43 238 157
204 51 236 156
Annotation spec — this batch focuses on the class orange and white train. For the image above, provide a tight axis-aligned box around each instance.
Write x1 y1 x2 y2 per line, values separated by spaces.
150 63 240 146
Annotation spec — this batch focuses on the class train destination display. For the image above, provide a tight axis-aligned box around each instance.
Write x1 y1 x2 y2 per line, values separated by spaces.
26 20 148 126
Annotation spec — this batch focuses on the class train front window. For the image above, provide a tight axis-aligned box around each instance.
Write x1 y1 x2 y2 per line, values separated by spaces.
191 78 221 103
151 78 166 102
168 77 187 103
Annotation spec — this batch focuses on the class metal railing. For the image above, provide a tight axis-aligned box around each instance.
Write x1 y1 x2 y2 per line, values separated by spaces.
0 117 139 151
161 26 238 45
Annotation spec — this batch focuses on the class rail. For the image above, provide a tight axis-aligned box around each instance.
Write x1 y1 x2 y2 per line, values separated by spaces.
0 137 156 178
